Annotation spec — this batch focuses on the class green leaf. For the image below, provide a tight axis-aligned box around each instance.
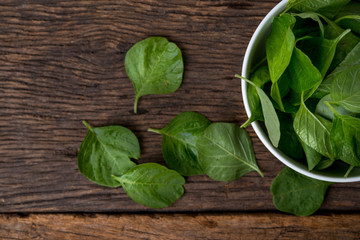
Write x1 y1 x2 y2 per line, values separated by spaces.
299 29 351 77
78 121 139 187
327 104 360 166
335 1 360 35
292 12 325 37
293 94 333 159
197 123 262 181
314 158 335 171
300 139 322 171
242 66 271 128
287 47 323 92
330 64 360 113
315 94 351 121
270 80 287 112
324 19 359 71
125 37 184 113
113 163 185 209
237 75 280 147
286 0 350 19
336 15 360 35
148 112 211 176
271 167 332 216
277 112 304 160
314 42 360 98
266 13 296 83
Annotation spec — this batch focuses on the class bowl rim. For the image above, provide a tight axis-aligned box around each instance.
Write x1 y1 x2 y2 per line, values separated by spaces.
241 0 360 183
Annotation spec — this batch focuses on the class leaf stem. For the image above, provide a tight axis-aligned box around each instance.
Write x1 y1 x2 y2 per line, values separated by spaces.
234 74 256 87
82 120 93 132
134 96 140 114
240 118 253 128
148 128 163 134
344 166 354 178
335 15 360 23
324 101 339 116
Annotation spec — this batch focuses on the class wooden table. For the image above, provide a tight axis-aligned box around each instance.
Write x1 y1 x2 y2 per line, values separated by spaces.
1 0 359 239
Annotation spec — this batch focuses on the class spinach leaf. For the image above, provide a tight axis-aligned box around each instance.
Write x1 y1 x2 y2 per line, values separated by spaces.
292 12 325 37
336 15 360 35
315 94 351 121
330 64 360 113
299 29 350 77
314 158 335 170
270 82 285 112
242 66 271 128
278 112 304 160
113 163 185 208
148 111 211 176
324 19 359 71
289 28 350 106
327 103 360 166
293 94 333 159
286 0 350 19
314 42 360 98
237 75 280 147
270 73 290 112
300 139 322 171
125 37 184 113
335 1 360 35
197 123 263 181
78 121 139 187
271 167 332 216
287 47 323 92
266 13 296 83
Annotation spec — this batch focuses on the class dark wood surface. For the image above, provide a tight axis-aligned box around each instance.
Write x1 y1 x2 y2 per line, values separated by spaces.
1 213 360 240
0 0 360 226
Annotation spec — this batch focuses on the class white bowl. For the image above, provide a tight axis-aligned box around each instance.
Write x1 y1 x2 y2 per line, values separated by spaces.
241 0 360 182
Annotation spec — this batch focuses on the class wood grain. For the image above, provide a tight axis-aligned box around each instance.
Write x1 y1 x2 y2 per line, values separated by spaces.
1 0 360 213
1 213 360 239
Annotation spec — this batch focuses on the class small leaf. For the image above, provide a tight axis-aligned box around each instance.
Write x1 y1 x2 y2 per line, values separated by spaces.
197 123 263 181
300 139 322 171
324 19 359 71
293 94 333 159
266 14 296 83
148 112 211 176
270 81 285 112
287 47 323 92
237 75 280 147
78 121 139 187
299 29 350 77
125 37 184 113
271 167 332 216
277 112 304 160
242 66 271 128
291 12 325 37
113 163 185 209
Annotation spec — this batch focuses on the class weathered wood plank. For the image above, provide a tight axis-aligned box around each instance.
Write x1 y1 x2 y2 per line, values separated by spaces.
0 213 359 240
0 0 360 212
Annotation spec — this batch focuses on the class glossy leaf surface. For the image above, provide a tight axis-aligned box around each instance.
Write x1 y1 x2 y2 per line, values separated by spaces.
197 123 262 181
271 167 332 216
148 112 211 176
78 121 139 187
113 163 185 208
125 37 184 113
